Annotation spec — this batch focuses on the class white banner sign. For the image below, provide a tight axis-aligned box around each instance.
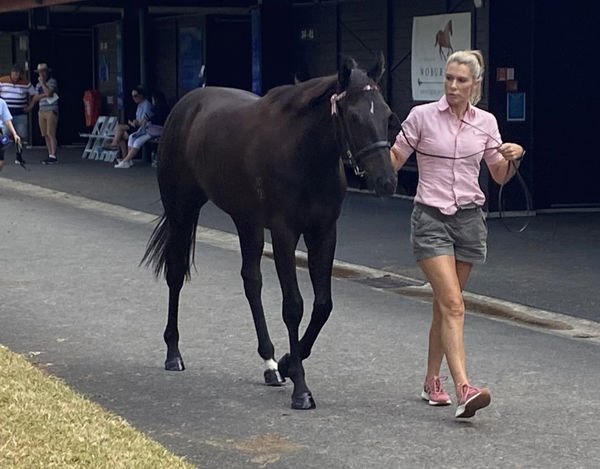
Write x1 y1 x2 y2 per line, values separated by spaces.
411 12 471 101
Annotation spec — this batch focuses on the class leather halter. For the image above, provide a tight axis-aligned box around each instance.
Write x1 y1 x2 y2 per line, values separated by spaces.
330 85 390 177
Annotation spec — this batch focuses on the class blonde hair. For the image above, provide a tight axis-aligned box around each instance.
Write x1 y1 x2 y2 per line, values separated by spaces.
446 50 484 105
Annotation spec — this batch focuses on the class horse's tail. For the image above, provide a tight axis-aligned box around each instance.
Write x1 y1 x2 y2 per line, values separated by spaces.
140 212 198 281
141 214 171 279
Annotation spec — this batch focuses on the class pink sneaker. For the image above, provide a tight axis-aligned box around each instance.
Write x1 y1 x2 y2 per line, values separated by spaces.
455 383 491 418
421 376 451 406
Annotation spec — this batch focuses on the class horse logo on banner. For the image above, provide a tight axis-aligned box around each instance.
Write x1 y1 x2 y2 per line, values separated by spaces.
434 20 454 61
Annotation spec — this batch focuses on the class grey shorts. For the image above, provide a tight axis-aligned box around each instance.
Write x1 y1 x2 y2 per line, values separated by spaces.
411 203 488 264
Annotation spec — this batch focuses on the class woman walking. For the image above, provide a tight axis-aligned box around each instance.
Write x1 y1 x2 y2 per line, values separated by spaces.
390 50 524 418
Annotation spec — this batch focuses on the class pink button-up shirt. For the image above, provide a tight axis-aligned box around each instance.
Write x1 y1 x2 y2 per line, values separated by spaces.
392 95 505 215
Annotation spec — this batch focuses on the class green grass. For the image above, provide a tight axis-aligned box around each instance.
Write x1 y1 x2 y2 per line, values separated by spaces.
0 344 196 469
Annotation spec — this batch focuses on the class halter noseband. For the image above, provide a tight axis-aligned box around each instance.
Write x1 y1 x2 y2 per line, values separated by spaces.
330 85 390 177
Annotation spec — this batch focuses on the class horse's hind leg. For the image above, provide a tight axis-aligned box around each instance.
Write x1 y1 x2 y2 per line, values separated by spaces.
235 220 285 386
163 191 206 371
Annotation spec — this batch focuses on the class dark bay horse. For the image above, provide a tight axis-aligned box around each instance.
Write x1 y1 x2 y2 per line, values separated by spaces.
143 55 397 409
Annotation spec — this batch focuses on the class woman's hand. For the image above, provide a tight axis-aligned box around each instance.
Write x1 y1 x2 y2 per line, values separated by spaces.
498 143 524 161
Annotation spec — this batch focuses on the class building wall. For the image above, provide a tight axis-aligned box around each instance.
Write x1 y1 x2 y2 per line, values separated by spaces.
96 21 122 118
0 33 13 80
149 17 179 106
339 0 388 98
293 3 337 80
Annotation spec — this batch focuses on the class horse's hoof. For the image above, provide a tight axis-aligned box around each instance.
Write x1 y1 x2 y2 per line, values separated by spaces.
264 369 286 386
165 356 185 371
291 392 316 410
277 353 290 378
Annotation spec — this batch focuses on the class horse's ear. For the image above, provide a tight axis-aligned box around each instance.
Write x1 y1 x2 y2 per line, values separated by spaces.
338 56 357 90
367 52 386 83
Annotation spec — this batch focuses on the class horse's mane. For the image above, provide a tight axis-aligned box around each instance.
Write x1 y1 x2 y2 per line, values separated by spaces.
261 75 338 113
260 67 375 115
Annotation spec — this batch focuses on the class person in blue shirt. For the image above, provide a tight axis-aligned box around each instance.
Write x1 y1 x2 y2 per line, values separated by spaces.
114 90 169 169
0 97 22 172
108 86 152 158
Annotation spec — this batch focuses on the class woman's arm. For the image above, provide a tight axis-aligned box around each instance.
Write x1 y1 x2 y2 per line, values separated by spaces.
488 142 525 184
390 146 410 171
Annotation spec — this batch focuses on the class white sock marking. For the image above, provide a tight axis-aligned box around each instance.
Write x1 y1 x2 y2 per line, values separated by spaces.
264 359 278 370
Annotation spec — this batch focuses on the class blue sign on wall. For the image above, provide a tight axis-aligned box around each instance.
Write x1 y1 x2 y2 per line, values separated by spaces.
179 26 204 93
251 7 261 95
507 92 526 122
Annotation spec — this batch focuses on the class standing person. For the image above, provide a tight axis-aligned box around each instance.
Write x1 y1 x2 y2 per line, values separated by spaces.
0 97 22 172
390 50 524 418
0 64 34 162
114 90 168 169
107 86 152 159
29 63 59 164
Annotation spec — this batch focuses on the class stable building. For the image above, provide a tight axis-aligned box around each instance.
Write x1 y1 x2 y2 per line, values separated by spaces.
0 0 597 211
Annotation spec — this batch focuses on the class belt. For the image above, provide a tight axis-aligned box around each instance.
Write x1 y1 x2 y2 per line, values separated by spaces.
457 202 479 210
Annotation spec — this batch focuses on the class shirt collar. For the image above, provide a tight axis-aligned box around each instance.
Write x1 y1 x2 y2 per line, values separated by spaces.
437 95 476 119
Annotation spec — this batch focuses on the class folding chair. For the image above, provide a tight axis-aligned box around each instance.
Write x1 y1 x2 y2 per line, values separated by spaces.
79 116 118 161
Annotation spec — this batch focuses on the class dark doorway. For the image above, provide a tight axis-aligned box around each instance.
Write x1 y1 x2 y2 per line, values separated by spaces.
29 29 93 147
54 30 94 145
205 15 251 90
532 2 599 208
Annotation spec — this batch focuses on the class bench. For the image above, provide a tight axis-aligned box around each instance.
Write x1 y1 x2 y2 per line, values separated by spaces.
79 116 119 162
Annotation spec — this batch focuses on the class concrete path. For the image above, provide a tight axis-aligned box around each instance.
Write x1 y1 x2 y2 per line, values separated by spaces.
1 179 599 468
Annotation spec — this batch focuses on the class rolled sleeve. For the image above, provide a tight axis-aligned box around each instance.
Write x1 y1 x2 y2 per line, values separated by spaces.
391 108 420 166
482 114 504 165
0 100 12 122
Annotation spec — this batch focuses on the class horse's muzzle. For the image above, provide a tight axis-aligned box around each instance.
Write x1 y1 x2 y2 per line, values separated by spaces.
373 175 397 197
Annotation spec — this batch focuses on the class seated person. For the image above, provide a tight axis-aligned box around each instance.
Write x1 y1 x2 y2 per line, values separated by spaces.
114 90 169 169
108 86 151 157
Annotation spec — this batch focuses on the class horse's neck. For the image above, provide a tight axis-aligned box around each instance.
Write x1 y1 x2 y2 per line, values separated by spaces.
294 78 340 160
303 99 340 164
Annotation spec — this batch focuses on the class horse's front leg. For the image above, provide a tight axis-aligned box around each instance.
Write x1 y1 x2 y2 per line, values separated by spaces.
298 225 336 361
271 227 314 410
234 220 284 386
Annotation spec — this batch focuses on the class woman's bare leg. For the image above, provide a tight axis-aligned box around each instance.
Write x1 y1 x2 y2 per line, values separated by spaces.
420 255 472 392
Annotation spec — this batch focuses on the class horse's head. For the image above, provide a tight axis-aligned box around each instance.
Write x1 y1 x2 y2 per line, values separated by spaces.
332 54 397 197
